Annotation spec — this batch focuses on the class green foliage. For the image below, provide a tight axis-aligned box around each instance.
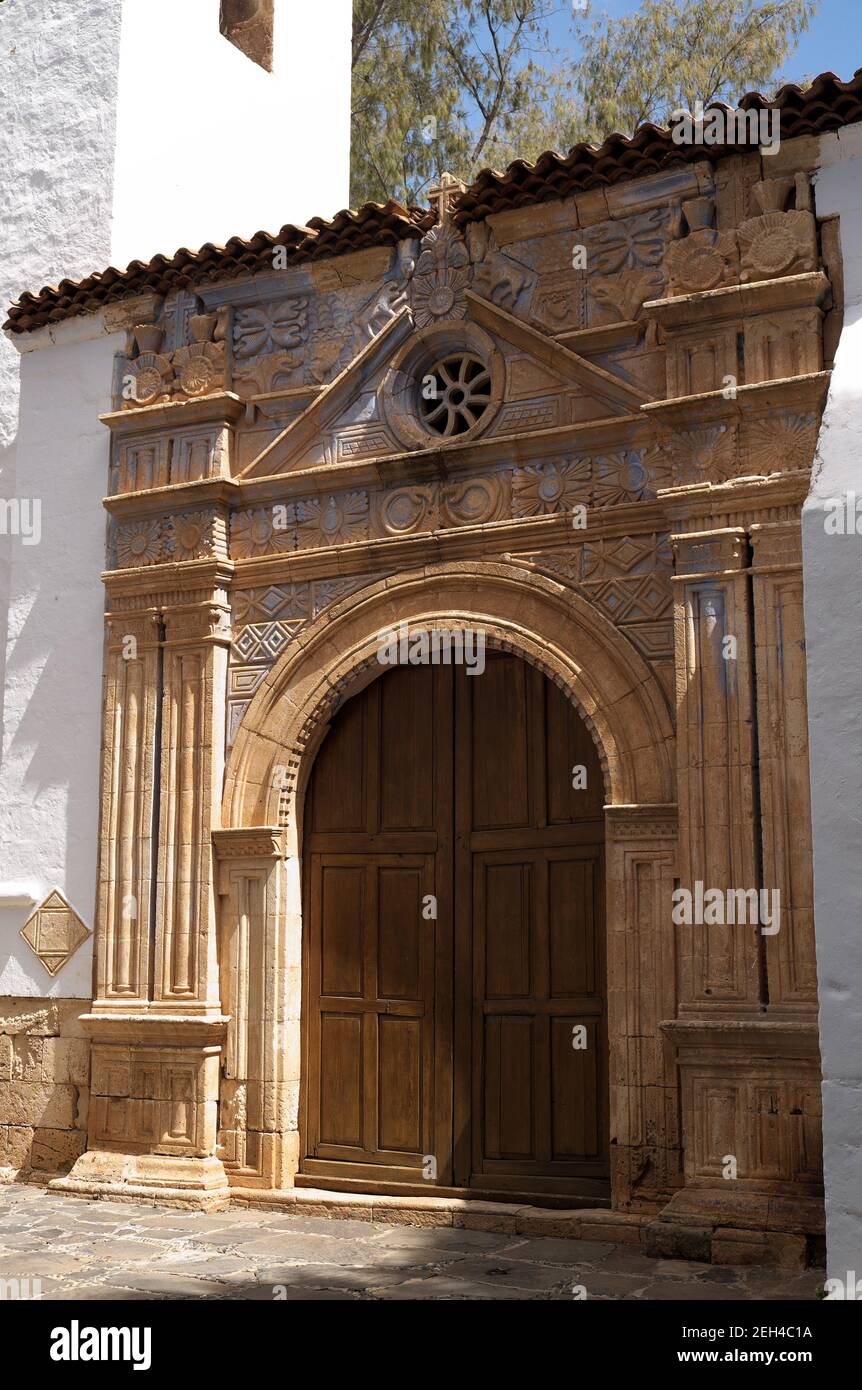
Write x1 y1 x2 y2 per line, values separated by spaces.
575 0 818 141
350 0 819 208
351 1 569 207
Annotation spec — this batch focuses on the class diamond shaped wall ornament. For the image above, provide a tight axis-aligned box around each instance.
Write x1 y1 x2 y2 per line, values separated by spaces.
20 889 91 977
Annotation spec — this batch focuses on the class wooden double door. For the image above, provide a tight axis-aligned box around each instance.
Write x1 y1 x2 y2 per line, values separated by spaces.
299 653 609 1200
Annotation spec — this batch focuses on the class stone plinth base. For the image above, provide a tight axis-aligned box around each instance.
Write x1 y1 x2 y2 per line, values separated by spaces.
50 1149 230 1210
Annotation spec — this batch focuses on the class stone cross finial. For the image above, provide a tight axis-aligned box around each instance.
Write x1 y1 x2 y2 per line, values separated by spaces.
429 172 466 224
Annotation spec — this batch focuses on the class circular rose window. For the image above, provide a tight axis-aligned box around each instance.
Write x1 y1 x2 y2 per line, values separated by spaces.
418 353 492 438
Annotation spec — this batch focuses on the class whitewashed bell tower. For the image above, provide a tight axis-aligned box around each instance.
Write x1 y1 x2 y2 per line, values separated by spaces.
0 0 351 998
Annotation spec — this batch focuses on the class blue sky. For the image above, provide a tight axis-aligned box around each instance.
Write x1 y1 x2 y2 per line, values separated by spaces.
544 0 862 90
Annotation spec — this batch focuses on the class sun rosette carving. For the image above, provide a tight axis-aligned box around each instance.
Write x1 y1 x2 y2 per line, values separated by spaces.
173 343 224 398
745 412 819 474
737 211 817 283
664 229 739 296
230 506 294 559
512 458 591 518
410 225 470 328
168 509 221 562
593 450 658 505
669 424 737 485
295 492 369 549
124 351 172 408
115 517 165 568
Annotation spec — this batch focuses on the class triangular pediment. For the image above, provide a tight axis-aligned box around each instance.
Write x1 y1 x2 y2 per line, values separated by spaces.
239 283 654 481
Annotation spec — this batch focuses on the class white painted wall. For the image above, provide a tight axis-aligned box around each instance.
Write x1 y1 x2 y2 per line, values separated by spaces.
0 0 123 999
110 0 352 269
804 120 862 1281
0 316 123 998
0 0 352 999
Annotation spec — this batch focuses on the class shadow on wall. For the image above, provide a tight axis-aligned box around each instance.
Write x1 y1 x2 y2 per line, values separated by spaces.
0 343 17 774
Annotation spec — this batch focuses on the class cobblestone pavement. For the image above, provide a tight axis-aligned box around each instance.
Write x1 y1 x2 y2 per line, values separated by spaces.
0 1183 822 1301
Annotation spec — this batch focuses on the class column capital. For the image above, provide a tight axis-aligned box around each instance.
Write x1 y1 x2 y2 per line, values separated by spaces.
749 519 802 571
671 527 747 577
605 804 678 840
212 827 285 862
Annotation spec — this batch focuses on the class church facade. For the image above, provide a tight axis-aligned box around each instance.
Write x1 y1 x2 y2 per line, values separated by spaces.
3 70 862 1271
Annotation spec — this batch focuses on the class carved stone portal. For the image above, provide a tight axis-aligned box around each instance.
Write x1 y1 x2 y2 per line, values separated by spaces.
49 142 827 1262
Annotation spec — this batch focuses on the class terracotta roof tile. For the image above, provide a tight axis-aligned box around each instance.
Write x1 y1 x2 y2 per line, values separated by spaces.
454 68 862 224
6 67 862 334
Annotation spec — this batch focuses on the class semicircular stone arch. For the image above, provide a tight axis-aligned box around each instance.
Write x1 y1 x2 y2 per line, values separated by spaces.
223 559 676 840
216 558 679 1204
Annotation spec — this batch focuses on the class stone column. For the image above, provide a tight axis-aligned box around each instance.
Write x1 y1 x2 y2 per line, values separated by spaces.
605 805 680 1212
213 827 297 1190
749 522 819 1013
92 607 161 1011
659 524 823 1259
154 600 230 1014
54 576 233 1207
672 528 762 1013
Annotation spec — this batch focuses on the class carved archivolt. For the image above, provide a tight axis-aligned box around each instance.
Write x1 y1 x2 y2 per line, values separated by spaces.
223 561 677 836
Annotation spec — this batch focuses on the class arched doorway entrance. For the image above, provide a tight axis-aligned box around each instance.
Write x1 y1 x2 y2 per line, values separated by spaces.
298 651 609 1202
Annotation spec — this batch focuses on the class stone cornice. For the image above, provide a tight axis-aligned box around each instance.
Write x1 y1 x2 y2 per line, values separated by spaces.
661 1016 821 1059
660 470 810 528
104 476 239 519
642 372 830 429
555 320 643 354
101 391 245 435
644 271 831 329
229 412 649 507
102 556 235 602
80 1013 230 1046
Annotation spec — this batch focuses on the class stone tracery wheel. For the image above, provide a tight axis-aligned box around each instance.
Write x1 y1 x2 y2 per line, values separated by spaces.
418 352 491 437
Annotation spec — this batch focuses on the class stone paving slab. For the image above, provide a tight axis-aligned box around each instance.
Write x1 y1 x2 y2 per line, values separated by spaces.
0 1182 824 1302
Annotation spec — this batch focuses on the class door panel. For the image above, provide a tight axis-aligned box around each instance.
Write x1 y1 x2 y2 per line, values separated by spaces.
301 652 607 1198
306 853 437 1176
469 844 607 1186
302 663 453 1185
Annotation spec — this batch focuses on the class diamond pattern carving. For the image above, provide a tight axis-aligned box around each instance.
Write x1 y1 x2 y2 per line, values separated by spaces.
20 890 91 976
231 621 299 665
